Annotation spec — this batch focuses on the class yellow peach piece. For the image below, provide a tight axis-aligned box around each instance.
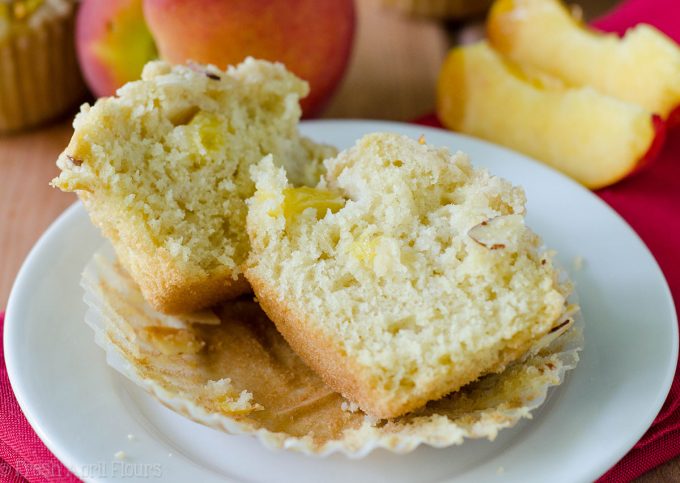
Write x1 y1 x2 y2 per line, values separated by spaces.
282 187 345 224
487 0 680 119
187 112 226 155
437 42 659 189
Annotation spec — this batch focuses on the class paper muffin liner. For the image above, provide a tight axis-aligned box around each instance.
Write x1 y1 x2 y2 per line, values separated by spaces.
82 245 583 457
0 0 86 134
381 0 493 19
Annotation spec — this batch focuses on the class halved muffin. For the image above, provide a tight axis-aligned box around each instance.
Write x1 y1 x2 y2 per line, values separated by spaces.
245 132 571 419
52 59 335 314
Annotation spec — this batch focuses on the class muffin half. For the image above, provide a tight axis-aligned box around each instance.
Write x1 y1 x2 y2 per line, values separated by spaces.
245 132 571 419
52 59 334 313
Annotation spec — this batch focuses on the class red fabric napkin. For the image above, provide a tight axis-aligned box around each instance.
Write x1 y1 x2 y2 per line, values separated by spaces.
591 2 680 480
1 0 679 481
0 312 78 483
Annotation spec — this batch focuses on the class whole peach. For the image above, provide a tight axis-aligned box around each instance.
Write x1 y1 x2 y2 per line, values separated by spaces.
76 0 157 98
143 0 355 116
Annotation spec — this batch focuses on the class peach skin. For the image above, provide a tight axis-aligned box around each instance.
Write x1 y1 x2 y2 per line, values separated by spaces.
143 0 355 116
76 0 157 98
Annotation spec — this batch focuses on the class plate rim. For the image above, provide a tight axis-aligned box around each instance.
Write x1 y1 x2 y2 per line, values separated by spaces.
5 119 678 482
5 202 84 475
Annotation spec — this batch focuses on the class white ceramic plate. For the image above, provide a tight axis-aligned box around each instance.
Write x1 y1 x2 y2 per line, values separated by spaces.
5 120 677 483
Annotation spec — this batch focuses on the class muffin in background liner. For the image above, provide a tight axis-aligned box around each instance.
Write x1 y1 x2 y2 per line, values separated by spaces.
381 0 493 19
82 244 582 457
0 0 86 134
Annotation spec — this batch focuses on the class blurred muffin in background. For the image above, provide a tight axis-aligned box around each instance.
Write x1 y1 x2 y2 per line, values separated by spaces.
382 0 493 19
0 0 86 134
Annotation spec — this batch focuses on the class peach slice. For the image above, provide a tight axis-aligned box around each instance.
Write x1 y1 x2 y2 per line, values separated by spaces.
437 42 664 189
487 0 680 121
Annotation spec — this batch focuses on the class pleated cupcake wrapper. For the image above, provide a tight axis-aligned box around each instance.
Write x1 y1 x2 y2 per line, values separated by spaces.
81 244 583 457
381 0 494 19
0 10 86 134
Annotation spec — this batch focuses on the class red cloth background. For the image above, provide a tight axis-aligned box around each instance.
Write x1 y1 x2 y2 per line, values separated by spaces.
1 0 679 481
592 1 680 479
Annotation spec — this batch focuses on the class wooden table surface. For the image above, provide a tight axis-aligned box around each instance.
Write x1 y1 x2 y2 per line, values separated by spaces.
0 0 675 480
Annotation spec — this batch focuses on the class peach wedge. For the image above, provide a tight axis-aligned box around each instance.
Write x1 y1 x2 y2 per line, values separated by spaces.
437 42 664 189
487 0 680 121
